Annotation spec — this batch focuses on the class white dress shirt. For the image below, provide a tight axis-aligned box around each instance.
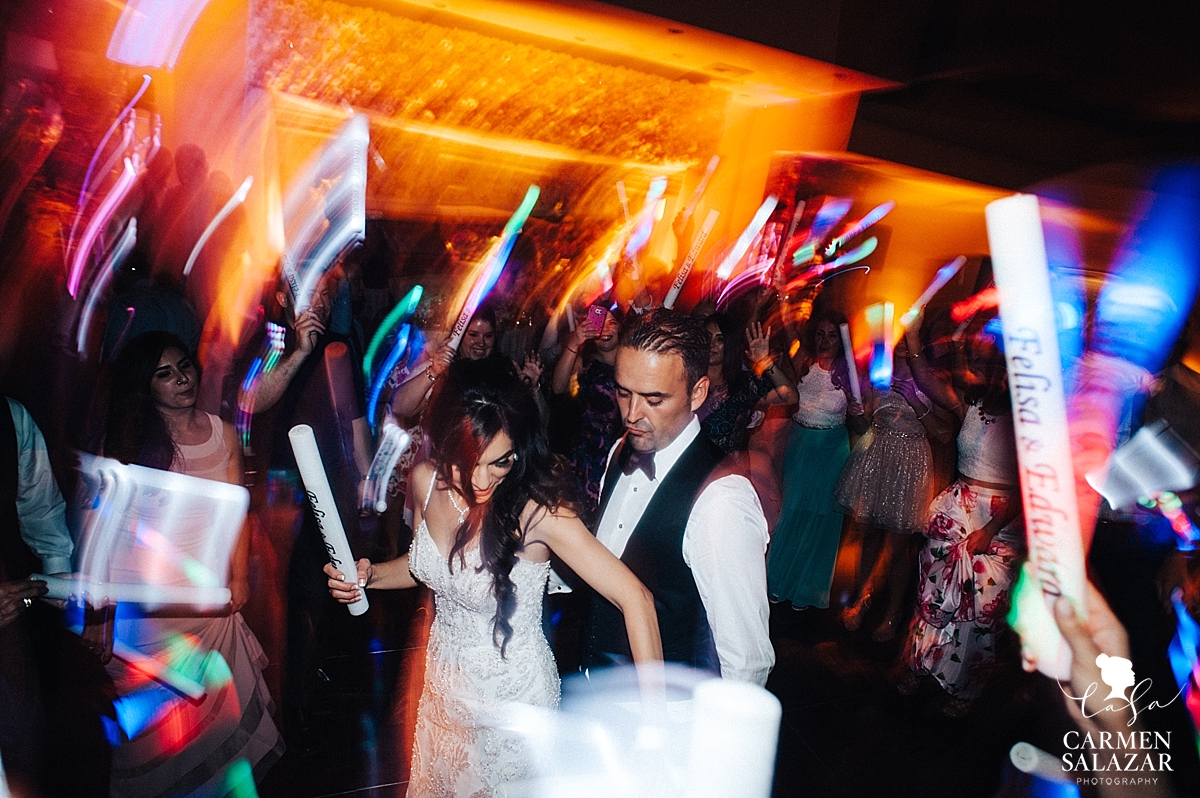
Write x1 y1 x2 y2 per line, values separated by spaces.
596 417 774 686
7 398 73 575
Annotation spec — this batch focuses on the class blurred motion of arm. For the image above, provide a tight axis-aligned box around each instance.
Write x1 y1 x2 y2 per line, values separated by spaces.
8 398 73 575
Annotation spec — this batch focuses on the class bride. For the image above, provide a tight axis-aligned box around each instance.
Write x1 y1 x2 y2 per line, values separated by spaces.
326 359 662 795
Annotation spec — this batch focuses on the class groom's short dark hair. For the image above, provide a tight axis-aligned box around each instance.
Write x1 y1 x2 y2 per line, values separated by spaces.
619 309 710 390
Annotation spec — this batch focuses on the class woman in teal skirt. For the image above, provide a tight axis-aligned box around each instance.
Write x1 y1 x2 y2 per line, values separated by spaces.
768 310 867 608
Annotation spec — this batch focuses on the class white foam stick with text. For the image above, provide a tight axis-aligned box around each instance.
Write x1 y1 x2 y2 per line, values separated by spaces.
663 209 720 309
839 323 862 405
289 424 369 615
986 193 1085 680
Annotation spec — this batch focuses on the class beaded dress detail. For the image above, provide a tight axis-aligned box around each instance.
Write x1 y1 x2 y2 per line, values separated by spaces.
834 389 934 533
406 478 558 797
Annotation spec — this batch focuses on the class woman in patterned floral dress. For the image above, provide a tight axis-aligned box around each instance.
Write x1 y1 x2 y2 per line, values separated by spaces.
901 317 1024 717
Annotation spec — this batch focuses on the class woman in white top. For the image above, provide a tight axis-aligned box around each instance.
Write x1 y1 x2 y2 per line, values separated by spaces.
900 314 1024 718
767 309 868 609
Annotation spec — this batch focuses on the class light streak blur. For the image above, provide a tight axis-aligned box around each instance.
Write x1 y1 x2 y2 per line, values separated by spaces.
785 236 877 292
623 176 668 263
236 323 286 448
75 218 137 355
363 285 424 381
714 195 778 281
73 455 250 610
824 200 895 258
280 113 368 314
183 176 254 277
446 185 541 351
67 156 143 297
791 196 853 267
366 324 411 433
678 155 720 227
1167 592 1200 743
865 301 894 389
107 0 214 70
363 423 413 514
67 74 151 265
898 256 965 330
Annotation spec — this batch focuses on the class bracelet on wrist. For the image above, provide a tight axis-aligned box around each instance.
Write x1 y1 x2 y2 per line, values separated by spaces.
916 406 931 420
565 348 579 355
426 369 438 382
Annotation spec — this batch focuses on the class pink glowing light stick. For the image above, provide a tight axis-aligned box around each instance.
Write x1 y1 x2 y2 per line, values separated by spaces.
898 256 966 330
68 156 142 297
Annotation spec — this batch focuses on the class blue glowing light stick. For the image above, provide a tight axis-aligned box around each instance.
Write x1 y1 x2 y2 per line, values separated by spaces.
363 285 424 381
366 324 411 433
792 196 853 267
446 186 540 352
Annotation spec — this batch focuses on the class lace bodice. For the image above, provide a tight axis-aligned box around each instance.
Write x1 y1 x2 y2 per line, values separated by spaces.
406 488 558 796
793 364 847 429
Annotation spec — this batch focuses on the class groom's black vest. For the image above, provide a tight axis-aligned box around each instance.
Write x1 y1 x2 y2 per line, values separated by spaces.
583 430 725 674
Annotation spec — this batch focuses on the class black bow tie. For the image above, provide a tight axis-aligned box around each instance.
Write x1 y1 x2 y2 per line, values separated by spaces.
620 444 656 480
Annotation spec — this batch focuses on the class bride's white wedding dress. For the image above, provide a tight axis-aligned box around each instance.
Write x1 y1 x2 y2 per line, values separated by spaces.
406 480 559 797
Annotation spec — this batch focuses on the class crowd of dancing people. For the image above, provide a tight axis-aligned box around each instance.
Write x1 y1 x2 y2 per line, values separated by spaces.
2 147 1199 798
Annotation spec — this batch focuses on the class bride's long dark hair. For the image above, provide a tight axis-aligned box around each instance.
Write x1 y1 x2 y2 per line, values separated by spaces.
425 358 578 655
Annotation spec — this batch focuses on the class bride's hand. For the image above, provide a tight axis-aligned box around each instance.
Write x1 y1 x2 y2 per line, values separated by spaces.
324 559 372 603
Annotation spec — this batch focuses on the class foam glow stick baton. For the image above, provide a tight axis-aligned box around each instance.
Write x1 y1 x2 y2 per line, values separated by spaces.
446 185 540 351
899 256 966 330
680 155 720 226
289 424 369 615
987 193 1085 680
362 423 412 514
35 574 231 607
615 181 640 281
183 176 253 277
663 208 720 309
839 324 861 405
715 196 779 281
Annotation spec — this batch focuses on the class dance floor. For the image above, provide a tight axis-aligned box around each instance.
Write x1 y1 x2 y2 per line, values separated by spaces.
254 587 1067 798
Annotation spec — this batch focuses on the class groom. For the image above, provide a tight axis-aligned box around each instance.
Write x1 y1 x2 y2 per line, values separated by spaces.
582 310 774 685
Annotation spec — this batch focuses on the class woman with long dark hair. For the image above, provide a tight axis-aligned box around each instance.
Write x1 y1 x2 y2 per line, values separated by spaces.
698 313 797 454
767 308 869 609
326 359 661 795
101 331 283 797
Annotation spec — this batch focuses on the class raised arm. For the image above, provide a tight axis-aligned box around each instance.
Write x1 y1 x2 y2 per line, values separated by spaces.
526 503 662 665
747 323 798 406
551 315 599 395
250 309 324 413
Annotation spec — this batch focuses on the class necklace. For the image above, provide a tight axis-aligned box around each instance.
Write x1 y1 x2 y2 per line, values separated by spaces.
978 404 996 425
446 488 469 525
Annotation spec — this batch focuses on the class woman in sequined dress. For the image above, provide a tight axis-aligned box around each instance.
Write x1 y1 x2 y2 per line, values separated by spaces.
835 336 953 641
327 361 661 796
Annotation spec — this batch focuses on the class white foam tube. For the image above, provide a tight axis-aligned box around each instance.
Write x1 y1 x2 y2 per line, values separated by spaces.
986 193 1085 680
34 574 230 608
685 679 781 798
839 323 862 405
1010 742 1075 783
289 424 370 615
663 209 720 310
